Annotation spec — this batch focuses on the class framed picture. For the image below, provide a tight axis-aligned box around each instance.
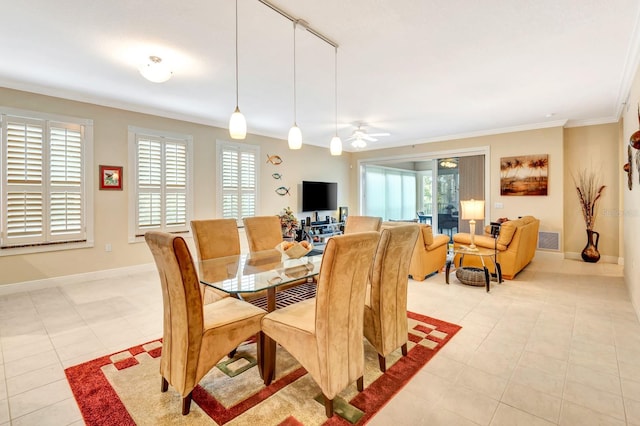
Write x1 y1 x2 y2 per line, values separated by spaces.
500 154 548 196
99 165 123 190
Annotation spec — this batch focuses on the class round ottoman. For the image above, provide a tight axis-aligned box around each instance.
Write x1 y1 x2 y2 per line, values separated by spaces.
455 267 486 286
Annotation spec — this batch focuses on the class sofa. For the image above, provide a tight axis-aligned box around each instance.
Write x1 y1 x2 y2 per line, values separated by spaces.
381 221 449 281
452 216 539 279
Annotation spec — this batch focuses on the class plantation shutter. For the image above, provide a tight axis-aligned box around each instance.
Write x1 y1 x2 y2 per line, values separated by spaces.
49 122 84 240
1 114 87 248
135 135 188 236
220 143 257 220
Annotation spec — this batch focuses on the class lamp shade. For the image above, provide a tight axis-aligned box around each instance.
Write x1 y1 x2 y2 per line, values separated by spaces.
460 199 485 220
288 125 302 149
139 56 172 83
330 136 342 156
229 107 247 139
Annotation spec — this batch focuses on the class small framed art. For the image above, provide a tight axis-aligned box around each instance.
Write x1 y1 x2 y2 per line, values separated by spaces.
99 165 123 190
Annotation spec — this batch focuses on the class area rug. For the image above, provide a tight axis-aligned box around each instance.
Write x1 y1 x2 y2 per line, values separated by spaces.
65 311 460 425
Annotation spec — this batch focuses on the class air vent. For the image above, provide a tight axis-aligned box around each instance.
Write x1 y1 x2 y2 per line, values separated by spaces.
538 231 560 251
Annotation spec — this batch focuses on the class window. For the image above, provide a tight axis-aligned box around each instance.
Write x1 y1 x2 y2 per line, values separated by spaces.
128 127 192 240
0 110 94 254
217 140 259 221
362 165 416 221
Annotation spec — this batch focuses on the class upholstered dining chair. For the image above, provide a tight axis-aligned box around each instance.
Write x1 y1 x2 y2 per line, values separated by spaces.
191 218 240 304
145 231 266 415
261 231 380 418
243 216 283 252
343 215 382 234
363 224 420 372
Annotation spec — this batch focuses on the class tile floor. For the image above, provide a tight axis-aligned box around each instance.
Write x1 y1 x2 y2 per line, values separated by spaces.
0 256 638 425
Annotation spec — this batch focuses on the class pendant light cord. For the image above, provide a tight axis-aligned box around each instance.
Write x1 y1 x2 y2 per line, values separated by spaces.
235 0 239 108
334 47 338 136
293 20 297 125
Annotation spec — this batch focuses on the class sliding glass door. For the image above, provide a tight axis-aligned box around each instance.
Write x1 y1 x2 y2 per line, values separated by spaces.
362 152 485 239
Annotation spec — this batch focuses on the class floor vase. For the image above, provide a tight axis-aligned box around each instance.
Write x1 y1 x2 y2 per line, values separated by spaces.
581 229 601 263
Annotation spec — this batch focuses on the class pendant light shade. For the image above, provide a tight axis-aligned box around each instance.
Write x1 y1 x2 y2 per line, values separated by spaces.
288 125 302 149
288 21 302 149
229 106 247 139
229 0 246 140
330 136 342 155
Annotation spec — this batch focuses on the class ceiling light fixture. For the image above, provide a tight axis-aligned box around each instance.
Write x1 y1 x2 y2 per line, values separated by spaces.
139 56 172 83
229 0 247 140
288 20 302 150
330 46 342 156
439 158 457 168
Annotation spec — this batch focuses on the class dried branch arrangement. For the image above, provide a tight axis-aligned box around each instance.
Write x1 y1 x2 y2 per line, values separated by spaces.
573 169 606 231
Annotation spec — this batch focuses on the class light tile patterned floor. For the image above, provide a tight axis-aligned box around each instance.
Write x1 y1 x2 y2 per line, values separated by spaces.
0 256 638 425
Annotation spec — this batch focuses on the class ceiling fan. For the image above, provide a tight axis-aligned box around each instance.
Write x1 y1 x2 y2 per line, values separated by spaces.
346 124 390 148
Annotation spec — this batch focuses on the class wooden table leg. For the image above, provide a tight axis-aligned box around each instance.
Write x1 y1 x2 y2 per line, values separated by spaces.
262 287 277 385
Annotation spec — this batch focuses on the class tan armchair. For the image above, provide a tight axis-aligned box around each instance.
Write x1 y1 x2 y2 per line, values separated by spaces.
191 218 239 304
243 216 283 252
381 222 449 281
364 224 420 372
261 231 380 417
145 231 266 415
343 215 382 234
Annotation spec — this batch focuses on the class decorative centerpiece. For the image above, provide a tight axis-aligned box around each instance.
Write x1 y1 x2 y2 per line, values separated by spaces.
276 240 313 259
574 169 605 263
278 206 299 239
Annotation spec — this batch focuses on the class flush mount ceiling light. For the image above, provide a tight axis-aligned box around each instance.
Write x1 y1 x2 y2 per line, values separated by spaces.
439 158 458 168
229 0 247 139
139 55 172 83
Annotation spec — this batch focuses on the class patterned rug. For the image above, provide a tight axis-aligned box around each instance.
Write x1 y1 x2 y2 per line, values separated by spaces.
65 312 460 425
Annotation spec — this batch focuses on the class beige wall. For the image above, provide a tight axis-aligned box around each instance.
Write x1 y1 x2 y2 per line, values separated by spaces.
563 124 621 259
622 66 640 317
0 87 351 286
350 127 566 241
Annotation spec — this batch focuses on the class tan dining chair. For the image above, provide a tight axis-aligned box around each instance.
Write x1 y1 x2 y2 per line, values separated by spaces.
145 231 266 415
343 215 382 234
191 218 240 304
243 216 284 252
261 231 380 418
363 224 420 372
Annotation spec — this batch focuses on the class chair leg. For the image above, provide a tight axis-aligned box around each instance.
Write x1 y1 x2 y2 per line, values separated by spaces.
323 394 334 418
228 348 237 358
401 343 408 357
377 354 386 372
357 376 364 392
161 376 168 392
182 391 192 415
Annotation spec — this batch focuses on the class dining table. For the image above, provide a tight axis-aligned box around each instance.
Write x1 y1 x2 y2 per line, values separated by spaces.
198 248 323 384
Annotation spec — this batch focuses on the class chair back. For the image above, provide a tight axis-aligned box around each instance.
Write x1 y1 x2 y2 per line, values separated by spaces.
191 219 240 260
314 231 380 396
365 224 420 356
145 231 203 394
243 216 283 252
343 215 382 234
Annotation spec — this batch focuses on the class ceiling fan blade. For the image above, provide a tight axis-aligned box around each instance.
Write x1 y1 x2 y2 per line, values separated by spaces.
361 135 377 142
368 132 390 137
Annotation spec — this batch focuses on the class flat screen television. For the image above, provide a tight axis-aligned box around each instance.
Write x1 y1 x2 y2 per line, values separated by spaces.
302 181 337 212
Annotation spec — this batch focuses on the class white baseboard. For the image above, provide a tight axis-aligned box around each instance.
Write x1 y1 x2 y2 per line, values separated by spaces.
564 251 621 264
0 263 156 296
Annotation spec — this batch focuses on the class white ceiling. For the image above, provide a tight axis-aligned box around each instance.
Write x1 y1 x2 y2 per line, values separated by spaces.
2 0 640 152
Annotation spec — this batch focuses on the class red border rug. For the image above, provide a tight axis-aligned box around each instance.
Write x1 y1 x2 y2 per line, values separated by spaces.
65 312 460 425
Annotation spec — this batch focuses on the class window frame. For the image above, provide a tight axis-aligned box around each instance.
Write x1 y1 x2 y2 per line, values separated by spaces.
216 140 260 224
0 107 94 256
127 126 194 243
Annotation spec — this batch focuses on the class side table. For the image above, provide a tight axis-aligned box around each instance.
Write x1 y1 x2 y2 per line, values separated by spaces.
445 246 502 292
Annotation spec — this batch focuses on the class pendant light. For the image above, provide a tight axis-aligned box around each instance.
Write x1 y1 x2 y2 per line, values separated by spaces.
229 0 247 139
288 20 302 149
330 46 342 156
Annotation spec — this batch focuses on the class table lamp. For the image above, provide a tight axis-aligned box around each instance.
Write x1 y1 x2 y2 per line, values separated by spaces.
460 199 485 251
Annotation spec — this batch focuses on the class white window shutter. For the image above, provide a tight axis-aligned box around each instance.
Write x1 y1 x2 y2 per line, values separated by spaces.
220 143 257 220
